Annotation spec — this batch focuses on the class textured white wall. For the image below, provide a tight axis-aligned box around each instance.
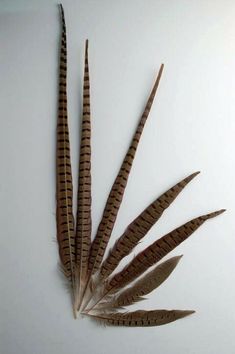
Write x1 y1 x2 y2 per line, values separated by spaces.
1 1 235 353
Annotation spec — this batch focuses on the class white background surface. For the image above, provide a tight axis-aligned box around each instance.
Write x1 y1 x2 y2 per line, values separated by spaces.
1 1 235 353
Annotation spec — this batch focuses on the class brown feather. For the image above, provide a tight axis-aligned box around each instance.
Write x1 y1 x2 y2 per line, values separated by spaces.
88 64 164 278
56 4 75 280
88 309 195 327
100 172 199 280
76 40 92 283
54 9 225 321
103 209 225 296
101 255 182 309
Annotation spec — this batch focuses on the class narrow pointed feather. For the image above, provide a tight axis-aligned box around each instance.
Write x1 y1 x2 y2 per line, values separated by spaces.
56 4 75 279
89 309 195 327
103 255 182 308
88 64 164 277
104 209 225 294
76 40 92 284
100 172 199 280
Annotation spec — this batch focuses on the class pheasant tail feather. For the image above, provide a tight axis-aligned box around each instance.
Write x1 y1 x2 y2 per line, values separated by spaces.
56 4 75 280
100 171 199 280
105 209 225 293
55 7 225 326
88 309 195 327
76 40 92 280
88 64 164 277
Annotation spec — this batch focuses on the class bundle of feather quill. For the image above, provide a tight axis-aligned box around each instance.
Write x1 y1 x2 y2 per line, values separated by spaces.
56 4 225 326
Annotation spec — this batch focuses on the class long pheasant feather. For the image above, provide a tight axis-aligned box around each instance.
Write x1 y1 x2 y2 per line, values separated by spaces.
100 172 199 280
54 8 225 324
88 309 195 327
76 40 92 301
99 255 182 309
88 64 164 278
56 4 75 281
105 210 225 294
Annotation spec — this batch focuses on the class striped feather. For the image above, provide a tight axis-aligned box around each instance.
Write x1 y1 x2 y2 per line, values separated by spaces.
56 4 75 280
100 172 199 280
105 209 225 294
88 309 195 327
76 40 92 284
88 64 164 277
54 8 225 323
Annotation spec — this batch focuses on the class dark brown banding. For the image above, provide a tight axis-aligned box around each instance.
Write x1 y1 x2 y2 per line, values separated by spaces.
75 40 92 284
88 64 164 278
56 4 75 279
105 209 225 293
100 172 200 279
89 309 194 327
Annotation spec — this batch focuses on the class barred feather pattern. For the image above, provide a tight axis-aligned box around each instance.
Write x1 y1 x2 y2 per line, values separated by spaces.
100 172 199 280
56 4 75 279
105 209 225 294
55 6 225 326
88 64 164 277
76 40 92 280
89 309 195 327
